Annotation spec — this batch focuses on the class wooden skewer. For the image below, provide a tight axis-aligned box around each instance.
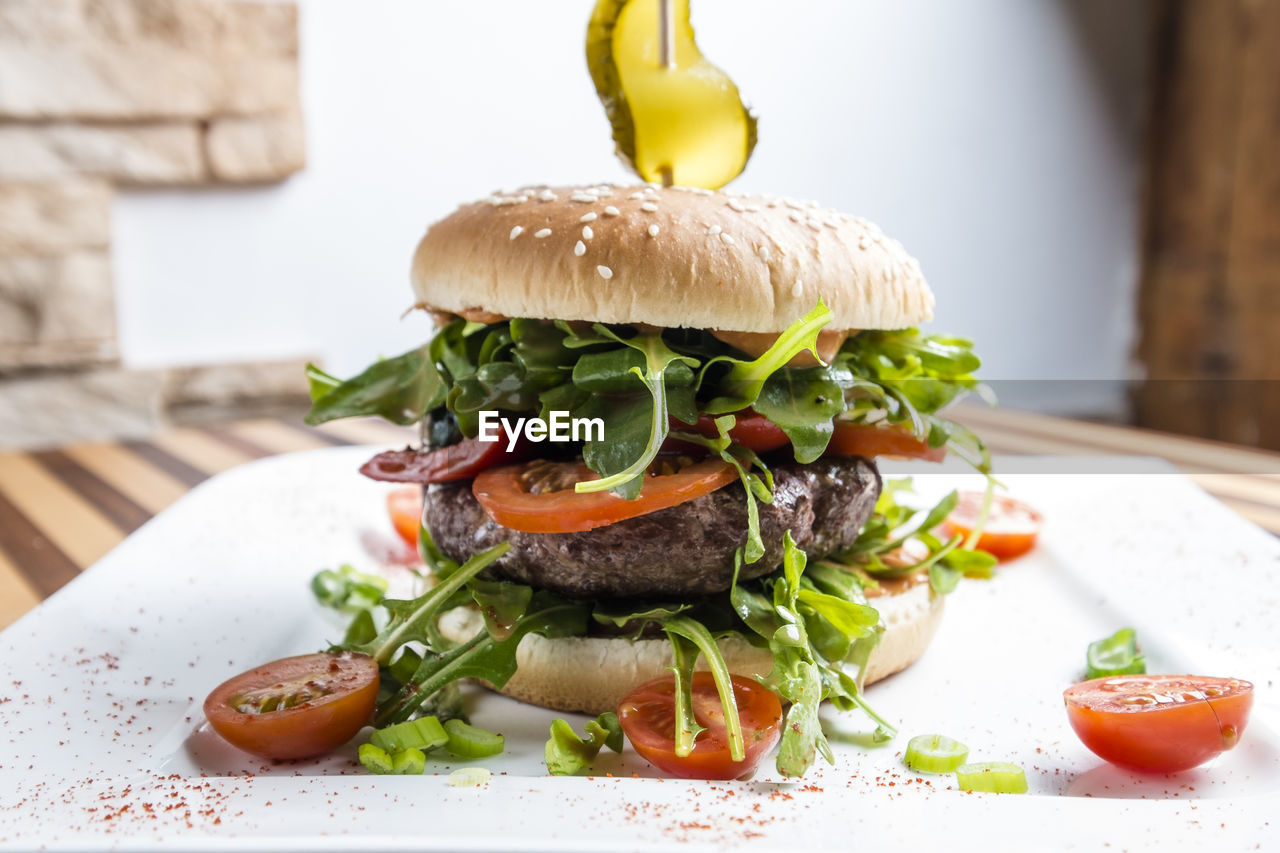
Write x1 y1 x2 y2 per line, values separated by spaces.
658 0 675 187
658 0 675 69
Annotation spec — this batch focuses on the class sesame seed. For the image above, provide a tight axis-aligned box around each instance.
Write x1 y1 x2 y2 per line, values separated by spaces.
603 206 620 216
580 212 598 222
597 265 613 280
720 232 735 246
582 225 594 240
534 228 552 238
788 212 802 222
648 224 660 237
509 226 524 240
807 219 823 232
791 279 804 297
629 192 646 200
757 245 771 262
538 189 557 202
570 191 599 203
746 205 762 213
882 267 893 281
641 202 659 213
727 198 747 212
574 240 586 256
707 225 722 236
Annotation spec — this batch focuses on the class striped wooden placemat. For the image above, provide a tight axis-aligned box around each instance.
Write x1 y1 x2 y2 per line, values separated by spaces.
1 409 1277 630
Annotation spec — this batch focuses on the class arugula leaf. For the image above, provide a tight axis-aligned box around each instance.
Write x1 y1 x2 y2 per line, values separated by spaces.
572 329 697 497
376 591 589 726
577 393 654 501
730 535 838 776
665 631 707 757
591 602 694 638
775 660 828 776
305 346 446 426
545 713 623 776
942 547 997 578
470 579 533 641
305 363 342 401
311 564 388 614
752 367 845 463
701 300 834 414
667 416 773 562
339 542 511 665
662 616 746 761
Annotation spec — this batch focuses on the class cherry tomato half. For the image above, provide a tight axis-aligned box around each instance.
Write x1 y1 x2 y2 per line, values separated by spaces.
617 672 783 780
942 491 1042 560
473 457 737 534
1063 675 1254 773
204 652 379 761
387 487 423 547
826 422 946 462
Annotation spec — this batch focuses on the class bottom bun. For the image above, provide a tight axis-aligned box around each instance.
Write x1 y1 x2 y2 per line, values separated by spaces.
438 581 943 716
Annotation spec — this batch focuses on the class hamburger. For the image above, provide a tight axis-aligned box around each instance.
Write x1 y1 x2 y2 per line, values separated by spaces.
305 182 989 777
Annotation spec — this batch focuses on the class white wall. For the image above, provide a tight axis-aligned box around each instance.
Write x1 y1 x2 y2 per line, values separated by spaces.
112 0 1147 414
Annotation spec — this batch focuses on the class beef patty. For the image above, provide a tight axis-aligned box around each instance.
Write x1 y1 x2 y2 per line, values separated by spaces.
425 456 881 599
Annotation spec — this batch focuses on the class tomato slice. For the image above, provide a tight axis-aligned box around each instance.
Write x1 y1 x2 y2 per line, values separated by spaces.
387 487 423 547
1063 675 1254 773
472 457 737 534
942 491 1042 560
360 433 524 485
618 672 783 780
203 652 379 761
826 422 946 462
671 411 791 453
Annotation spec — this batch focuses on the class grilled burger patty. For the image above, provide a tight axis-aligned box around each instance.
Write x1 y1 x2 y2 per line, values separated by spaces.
426 456 882 599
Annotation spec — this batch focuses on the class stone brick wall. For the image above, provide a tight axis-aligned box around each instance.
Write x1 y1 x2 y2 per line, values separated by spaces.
0 0 311 449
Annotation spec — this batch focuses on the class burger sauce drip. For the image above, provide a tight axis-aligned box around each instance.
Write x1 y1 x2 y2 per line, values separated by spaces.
863 571 930 599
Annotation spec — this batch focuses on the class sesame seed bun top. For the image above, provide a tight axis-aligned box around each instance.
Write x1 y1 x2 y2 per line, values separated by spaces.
410 183 935 333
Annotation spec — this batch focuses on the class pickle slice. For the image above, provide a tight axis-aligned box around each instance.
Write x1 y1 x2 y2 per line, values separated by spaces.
587 0 757 189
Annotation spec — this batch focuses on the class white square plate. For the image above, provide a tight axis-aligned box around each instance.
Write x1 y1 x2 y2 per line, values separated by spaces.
1 448 1277 851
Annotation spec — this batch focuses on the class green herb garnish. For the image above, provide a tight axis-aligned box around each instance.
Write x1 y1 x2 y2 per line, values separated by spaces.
545 713 624 776
1085 627 1145 680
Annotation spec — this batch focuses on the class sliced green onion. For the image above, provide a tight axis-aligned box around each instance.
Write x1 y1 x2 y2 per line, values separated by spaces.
955 762 1028 794
359 742 427 775
357 743 394 775
449 767 493 787
370 716 448 753
444 718 505 758
390 747 426 775
1086 627 1145 680
904 734 969 773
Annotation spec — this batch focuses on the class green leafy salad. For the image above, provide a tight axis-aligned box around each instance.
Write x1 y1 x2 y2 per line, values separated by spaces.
305 300 997 778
